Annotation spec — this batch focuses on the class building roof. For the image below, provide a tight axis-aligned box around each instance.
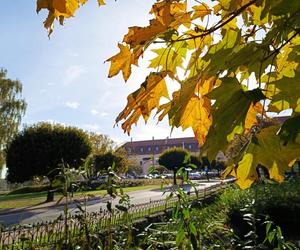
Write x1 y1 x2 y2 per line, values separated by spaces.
123 137 199 155
123 116 291 157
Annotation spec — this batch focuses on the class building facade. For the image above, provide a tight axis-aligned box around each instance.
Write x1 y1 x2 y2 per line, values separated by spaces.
123 137 200 174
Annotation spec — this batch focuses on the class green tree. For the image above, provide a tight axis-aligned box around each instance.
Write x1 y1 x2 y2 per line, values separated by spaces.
0 69 26 170
6 122 92 201
126 163 143 177
89 147 128 177
158 148 190 185
190 155 202 170
37 0 300 188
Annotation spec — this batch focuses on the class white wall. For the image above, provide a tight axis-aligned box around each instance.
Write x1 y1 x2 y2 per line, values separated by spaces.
0 165 7 179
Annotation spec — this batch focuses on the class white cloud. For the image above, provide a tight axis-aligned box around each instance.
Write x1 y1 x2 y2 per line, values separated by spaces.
83 124 101 132
64 65 86 85
91 109 108 117
65 49 79 57
46 119 66 126
111 136 126 147
65 101 80 109
131 123 194 141
100 112 108 117
91 109 99 115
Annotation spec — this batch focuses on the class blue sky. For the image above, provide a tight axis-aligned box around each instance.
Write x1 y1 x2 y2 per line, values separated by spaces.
0 0 193 145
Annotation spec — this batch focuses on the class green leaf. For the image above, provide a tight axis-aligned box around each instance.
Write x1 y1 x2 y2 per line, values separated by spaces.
203 77 265 159
227 43 272 79
270 0 300 16
149 42 187 73
268 231 276 243
271 71 300 110
176 228 185 246
235 125 300 189
277 115 300 144
189 223 197 236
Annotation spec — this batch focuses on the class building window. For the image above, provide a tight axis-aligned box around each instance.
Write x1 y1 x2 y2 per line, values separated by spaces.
148 146 151 152
127 147 131 153
140 147 144 153
188 144 192 149
155 146 159 151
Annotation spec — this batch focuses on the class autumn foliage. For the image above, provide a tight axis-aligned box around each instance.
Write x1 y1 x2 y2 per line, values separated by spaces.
36 0 300 189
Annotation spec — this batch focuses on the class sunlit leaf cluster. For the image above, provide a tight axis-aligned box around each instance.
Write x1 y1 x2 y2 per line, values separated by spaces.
37 0 300 188
36 0 105 35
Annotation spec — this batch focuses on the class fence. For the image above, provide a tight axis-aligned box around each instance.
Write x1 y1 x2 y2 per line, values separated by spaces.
0 182 228 249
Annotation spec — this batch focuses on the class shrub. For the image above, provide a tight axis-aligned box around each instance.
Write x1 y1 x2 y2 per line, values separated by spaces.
192 179 300 244
158 148 190 185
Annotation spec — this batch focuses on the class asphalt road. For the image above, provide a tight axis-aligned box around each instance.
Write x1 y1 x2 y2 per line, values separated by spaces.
0 180 222 227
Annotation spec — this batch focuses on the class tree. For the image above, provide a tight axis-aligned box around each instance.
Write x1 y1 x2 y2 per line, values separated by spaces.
126 163 143 177
0 69 26 169
88 132 115 155
89 148 128 177
6 122 92 201
158 148 190 185
37 0 300 189
190 155 202 170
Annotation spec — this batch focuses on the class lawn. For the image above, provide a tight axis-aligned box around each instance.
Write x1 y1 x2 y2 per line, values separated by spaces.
0 184 164 210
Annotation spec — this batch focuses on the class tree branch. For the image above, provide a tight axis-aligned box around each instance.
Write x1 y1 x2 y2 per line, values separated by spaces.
263 29 300 61
153 0 258 44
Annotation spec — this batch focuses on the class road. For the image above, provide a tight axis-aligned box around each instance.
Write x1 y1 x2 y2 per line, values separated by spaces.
0 180 222 227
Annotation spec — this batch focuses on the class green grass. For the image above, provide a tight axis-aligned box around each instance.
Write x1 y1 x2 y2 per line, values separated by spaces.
0 184 164 210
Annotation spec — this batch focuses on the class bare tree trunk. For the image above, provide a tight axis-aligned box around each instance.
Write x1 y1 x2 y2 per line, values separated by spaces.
46 179 54 202
173 171 177 186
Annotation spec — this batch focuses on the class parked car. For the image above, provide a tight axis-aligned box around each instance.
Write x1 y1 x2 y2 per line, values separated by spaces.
136 174 148 179
189 172 202 180
164 174 173 179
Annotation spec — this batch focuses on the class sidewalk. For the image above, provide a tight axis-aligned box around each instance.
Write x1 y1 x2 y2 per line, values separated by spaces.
0 194 110 216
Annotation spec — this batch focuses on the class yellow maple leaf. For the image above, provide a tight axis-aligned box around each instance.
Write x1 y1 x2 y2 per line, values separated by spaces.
123 19 167 48
170 1 187 16
124 0 190 48
244 102 263 132
150 0 187 26
106 43 132 81
121 111 141 134
164 76 214 145
170 12 192 29
37 0 82 35
268 162 285 183
180 95 212 145
37 0 95 35
235 153 258 189
116 72 170 134
131 46 144 66
150 1 172 26
97 0 105 6
192 3 211 20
